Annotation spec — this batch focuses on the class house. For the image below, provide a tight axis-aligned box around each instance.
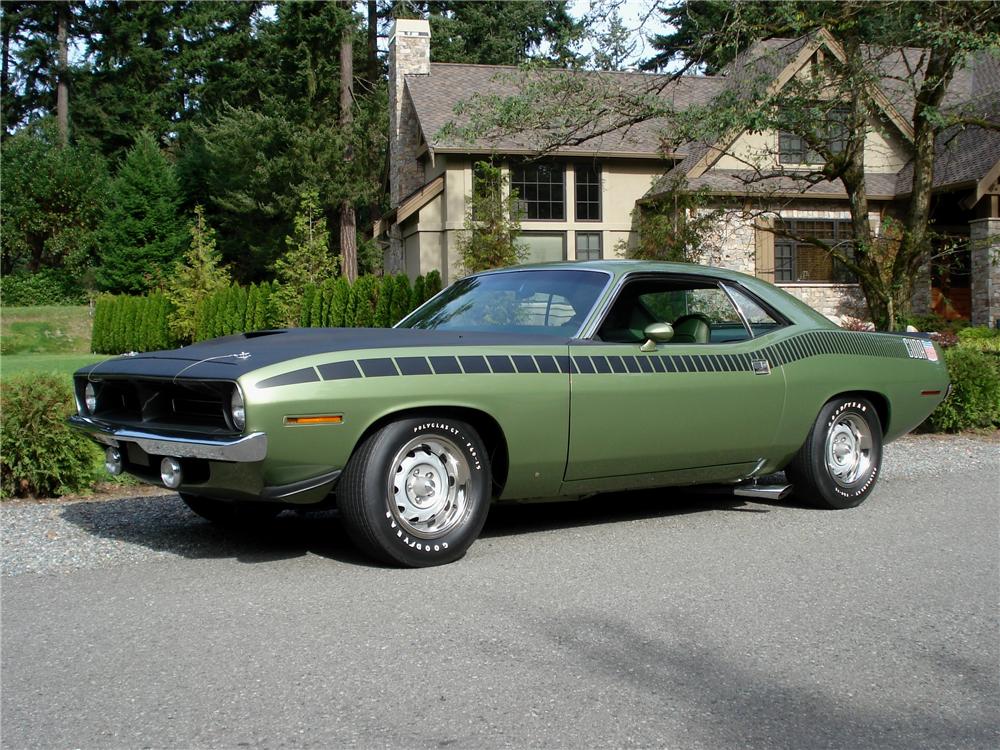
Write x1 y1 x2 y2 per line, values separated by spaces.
378 18 1000 327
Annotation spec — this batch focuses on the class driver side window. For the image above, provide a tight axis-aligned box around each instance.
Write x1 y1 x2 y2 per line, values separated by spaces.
596 277 758 344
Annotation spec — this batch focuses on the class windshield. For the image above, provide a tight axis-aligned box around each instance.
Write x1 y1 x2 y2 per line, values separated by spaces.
397 269 609 336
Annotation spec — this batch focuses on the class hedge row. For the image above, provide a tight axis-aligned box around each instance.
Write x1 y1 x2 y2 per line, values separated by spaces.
91 270 443 354
91 291 177 354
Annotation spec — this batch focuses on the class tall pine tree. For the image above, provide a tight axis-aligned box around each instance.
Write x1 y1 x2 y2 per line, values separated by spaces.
96 131 188 293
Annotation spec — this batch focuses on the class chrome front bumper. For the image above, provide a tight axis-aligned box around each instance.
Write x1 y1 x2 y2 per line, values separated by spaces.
68 415 267 462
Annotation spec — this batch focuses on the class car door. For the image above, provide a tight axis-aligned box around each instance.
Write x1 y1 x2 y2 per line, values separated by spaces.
565 273 787 481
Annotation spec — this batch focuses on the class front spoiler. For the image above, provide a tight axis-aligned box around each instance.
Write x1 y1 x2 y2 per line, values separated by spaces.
68 415 267 462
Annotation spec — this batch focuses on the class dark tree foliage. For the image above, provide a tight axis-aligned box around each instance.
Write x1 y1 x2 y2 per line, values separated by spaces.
0 119 108 277
96 131 188 294
1 1 83 137
397 1 585 66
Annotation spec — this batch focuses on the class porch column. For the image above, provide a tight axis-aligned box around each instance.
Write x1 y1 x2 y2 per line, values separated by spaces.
970 218 1000 328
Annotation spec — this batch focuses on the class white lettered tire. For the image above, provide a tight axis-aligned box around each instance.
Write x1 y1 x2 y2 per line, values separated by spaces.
786 396 883 509
338 417 492 567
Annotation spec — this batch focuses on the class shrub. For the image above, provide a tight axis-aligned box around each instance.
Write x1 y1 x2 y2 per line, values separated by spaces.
374 275 394 328
1 375 100 498
424 269 442 300
411 275 426 310
325 277 351 327
349 275 378 327
906 313 969 335
927 347 1000 432
957 326 1000 356
391 274 412 324
0 269 87 306
91 293 176 354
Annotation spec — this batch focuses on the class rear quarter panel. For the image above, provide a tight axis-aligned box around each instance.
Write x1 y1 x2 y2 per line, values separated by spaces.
766 328 949 466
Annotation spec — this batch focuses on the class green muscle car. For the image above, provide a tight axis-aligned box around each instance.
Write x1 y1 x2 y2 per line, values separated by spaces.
70 261 950 566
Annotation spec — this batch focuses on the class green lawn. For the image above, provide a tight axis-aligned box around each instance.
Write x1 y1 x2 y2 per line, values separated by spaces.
1 305 94 355
1 305 107 381
1 353 111 381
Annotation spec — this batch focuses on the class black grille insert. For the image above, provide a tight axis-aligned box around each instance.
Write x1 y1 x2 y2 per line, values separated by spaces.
78 377 237 434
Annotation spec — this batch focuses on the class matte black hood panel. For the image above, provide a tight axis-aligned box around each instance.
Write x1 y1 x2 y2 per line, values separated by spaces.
77 328 571 381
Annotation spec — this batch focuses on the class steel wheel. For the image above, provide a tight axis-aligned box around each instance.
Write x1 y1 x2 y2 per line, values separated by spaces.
338 417 492 567
824 413 873 487
785 396 883 510
388 435 471 539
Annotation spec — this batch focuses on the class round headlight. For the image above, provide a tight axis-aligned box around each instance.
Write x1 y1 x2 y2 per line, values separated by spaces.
84 383 97 414
230 387 246 431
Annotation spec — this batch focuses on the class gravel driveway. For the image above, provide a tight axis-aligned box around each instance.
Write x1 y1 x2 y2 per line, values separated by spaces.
2 434 995 577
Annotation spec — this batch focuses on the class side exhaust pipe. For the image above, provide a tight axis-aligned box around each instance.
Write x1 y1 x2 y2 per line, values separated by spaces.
733 484 793 501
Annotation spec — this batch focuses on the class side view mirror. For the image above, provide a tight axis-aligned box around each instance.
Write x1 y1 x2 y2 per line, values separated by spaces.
640 322 674 352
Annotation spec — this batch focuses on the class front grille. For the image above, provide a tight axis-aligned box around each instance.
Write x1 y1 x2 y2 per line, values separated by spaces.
77 377 236 434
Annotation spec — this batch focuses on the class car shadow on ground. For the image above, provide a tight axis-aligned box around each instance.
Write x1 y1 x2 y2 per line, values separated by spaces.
58 482 794 568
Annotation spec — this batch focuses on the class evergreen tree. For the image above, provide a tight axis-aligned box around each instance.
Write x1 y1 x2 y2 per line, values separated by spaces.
390 273 412 324
327 276 351 327
374 275 393 327
349 275 378 327
96 131 188 294
165 206 231 343
424 270 443 300
419 1 586 66
273 189 337 325
411 275 426 310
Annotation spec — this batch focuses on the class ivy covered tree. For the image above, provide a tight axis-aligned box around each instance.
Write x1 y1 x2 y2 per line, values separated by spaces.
96 131 188 293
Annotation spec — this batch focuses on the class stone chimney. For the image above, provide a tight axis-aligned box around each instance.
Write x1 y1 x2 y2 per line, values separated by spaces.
389 18 431 207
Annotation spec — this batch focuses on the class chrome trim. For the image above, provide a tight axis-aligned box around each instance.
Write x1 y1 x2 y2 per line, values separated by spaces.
68 415 267 462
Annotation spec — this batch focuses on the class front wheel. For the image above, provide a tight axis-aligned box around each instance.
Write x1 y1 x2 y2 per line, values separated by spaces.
785 397 883 509
338 417 492 567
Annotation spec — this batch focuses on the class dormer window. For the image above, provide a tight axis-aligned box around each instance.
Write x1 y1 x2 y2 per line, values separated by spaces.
779 106 850 165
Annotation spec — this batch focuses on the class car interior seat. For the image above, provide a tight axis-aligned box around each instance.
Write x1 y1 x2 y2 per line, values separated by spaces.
672 313 712 344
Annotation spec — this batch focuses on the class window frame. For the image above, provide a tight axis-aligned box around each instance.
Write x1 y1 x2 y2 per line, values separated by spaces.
778 105 850 165
582 272 790 344
774 218 856 284
519 230 568 263
574 162 602 222
575 231 603 261
510 160 566 222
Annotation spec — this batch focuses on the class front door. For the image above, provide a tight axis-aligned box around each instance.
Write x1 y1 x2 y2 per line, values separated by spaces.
565 274 787 481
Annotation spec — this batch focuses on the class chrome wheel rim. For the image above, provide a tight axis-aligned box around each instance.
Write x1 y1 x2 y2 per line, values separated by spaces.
387 435 471 539
824 413 873 487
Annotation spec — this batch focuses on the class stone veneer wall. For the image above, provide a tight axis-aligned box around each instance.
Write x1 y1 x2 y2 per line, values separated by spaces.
389 20 430 206
780 284 867 321
970 218 1000 327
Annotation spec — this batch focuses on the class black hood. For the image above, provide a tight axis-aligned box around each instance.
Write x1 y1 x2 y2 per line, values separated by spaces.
76 327 571 381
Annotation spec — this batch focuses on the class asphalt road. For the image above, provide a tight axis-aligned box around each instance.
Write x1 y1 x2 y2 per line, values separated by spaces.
2 438 998 749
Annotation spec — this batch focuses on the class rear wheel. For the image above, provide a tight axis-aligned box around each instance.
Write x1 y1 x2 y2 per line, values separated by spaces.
786 396 883 509
338 417 492 567
180 493 282 525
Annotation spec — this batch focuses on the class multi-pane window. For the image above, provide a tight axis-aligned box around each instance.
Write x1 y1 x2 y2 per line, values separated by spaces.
575 232 602 261
575 163 601 221
511 162 565 220
779 106 850 164
774 219 855 283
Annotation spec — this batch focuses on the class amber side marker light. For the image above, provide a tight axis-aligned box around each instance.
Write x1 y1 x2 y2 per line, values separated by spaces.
920 390 942 396
284 415 343 425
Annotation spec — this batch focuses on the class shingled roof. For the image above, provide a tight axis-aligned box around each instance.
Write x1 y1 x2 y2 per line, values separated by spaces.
405 63 726 157
402 36 999 202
